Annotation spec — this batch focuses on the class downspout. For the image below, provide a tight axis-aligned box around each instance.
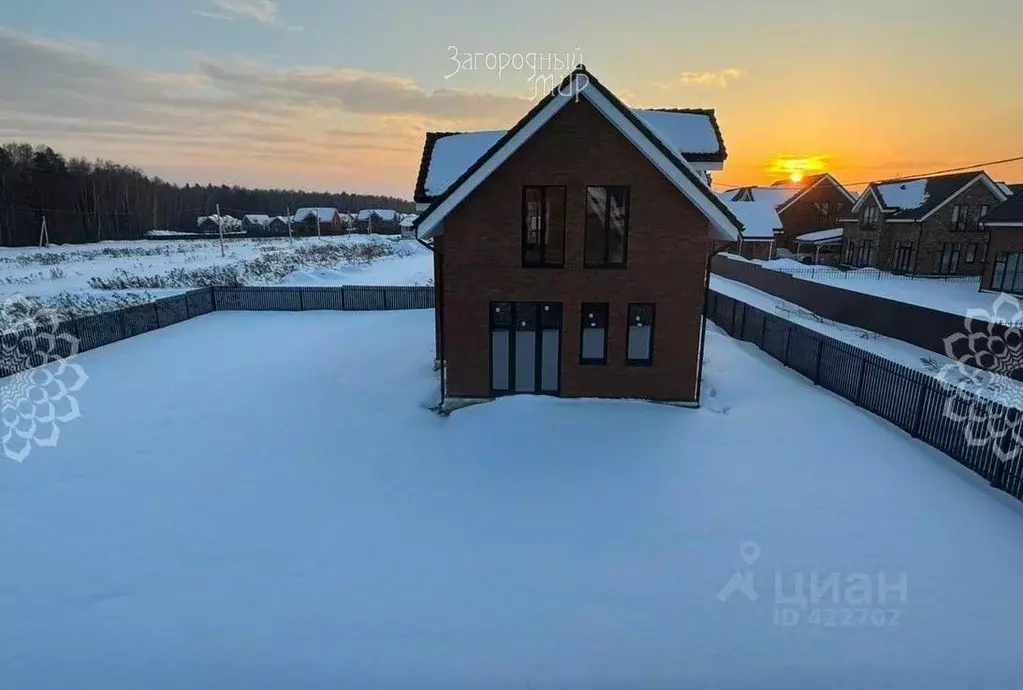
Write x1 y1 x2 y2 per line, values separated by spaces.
696 239 736 405
417 235 445 405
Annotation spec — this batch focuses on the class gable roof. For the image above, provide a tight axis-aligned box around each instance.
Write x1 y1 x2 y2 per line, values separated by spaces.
357 209 398 221
776 173 858 213
413 66 743 242
981 195 1023 226
851 171 1008 221
414 107 728 204
725 201 782 239
243 214 271 225
294 208 339 223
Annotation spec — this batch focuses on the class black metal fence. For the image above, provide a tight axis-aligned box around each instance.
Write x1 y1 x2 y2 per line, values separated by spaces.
0 285 434 379
768 265 979 283
707 289 1023 502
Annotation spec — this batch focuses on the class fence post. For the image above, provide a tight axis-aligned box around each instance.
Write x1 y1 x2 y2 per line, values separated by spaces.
299 289 305 311
383 288 390 311
211 287 219 312
759 311 767 347
910 381 929 438
783 325 793 365
813 338 824 384
991 458 1006 491
154 302 162 329
341 286 348 311
855 357 869 402
185 293 191 319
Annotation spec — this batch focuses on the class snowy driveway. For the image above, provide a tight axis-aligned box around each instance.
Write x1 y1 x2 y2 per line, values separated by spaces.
3 310 1023 689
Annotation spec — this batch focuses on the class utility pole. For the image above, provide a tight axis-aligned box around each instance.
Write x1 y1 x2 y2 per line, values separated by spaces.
286 206 293 246
216 203 225 258
38 215 50 248
316 212 322 240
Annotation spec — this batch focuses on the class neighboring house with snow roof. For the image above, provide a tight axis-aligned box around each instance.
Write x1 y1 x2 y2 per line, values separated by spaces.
413 107 728 211
293 208 344 235
196 214 242 233
725 201 783 261
355 209 400 234
841 171 1009 275
726 174 856 252
399 214 418 239
267 216 290 234
981 193 1023 294
242 214 272 232
412 65 743 408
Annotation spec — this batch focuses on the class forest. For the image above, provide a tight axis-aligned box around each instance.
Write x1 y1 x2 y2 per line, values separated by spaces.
0 143 415 246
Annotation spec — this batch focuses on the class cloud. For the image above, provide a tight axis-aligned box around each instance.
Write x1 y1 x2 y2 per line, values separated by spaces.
679 68 743 88
193 10 237 22
0 28 530 195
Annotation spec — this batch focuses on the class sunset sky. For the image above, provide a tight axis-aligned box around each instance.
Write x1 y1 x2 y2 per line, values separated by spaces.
1 0 1020 198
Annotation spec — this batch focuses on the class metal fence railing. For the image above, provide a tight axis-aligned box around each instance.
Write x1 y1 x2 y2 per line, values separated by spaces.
707 289 1023 502
0 285 434 379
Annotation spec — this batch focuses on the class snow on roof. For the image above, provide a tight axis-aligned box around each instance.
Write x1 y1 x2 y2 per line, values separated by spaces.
997 182 1014 196
243 214 271 225
423 131 506 198
748 186 800 208
631 110 722 154
399 214 418 227
421 110 723 200
726 201 783 239
876 179 929 210
357 209 399 221
294 208 339 222
795 227 844 245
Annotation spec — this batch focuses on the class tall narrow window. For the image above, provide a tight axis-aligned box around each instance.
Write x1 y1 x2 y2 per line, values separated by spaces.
580 303 609 365
522 186 566 267
965 243 978 263
584 186 630 267
626 304 655 365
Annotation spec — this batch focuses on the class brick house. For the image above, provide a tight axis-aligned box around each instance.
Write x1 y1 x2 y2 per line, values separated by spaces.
293 208 345 235
840 171 1010 275
981 186 1023 293
356 209 400 234
726 200 783 260
724 174 856 253
412 66 743 408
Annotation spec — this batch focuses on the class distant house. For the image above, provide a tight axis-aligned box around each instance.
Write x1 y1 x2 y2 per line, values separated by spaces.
412 65 743 407
356 209 400 234
293 208 344 235
840 171 1010 275
399 214 418 239
196 214 242 234
725 201 783 260
724 174 857 253
981 185 1023 293
242 214 271 233
794 227 844 264
267 216 290 234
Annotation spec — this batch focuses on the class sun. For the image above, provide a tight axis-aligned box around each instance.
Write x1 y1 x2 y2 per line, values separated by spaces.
789 171 804 184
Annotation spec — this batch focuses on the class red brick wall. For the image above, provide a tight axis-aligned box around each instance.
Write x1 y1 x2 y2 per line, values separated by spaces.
777 180 853 252
841 179 1000 275
438 97 711 402
983 226 1023 291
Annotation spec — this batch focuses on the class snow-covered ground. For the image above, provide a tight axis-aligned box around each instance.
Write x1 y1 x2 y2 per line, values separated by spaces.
0 235 432 327
3 310 1023 689
727 255 1005 319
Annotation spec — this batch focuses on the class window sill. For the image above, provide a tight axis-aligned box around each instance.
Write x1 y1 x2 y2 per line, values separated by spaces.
625 359 654 367
583 264 628 270
579 359 607 366
521 263 565 269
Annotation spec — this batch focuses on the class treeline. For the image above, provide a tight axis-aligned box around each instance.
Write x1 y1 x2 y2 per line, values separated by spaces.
0 143 415 247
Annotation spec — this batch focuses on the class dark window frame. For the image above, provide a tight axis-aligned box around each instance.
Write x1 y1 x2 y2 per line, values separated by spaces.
965 243 978 264
935 242 962 275
489 301 563 397
521 185 567 268
579 302 609 365
625 303 656 366
584 185 631 268
892 241 915 273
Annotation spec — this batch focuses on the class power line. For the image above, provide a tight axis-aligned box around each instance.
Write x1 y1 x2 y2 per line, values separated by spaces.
711 154 1023 191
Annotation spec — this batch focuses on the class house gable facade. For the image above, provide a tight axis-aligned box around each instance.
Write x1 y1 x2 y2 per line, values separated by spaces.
418 68 741 406
981 191 1023 294
774 174 856 252
841 172 1008 275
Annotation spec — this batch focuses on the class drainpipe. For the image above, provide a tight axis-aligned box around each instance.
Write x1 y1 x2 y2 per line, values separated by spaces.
416 235 445 405
696 240 735 405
